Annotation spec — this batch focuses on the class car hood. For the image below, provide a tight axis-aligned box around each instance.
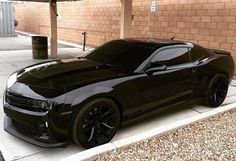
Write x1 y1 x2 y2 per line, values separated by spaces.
16 58 125 90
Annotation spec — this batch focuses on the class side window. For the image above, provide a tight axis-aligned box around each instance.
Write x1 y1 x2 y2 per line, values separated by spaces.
151 47 190 66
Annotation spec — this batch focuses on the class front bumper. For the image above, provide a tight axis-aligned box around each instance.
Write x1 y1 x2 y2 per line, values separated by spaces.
4 103 69 148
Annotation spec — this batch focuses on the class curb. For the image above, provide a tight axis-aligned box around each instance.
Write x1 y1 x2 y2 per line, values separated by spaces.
60 102 236 161
15 30 94 51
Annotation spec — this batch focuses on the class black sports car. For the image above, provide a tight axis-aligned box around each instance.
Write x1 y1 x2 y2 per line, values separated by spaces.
3 38 235 148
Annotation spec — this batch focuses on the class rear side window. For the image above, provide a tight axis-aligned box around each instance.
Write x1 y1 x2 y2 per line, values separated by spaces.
151 47 190 66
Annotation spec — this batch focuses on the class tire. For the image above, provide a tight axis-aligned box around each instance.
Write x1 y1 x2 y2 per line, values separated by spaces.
72 98 121 149
204 74 229 107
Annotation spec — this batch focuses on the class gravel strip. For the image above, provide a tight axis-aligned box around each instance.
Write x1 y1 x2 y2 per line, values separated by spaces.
95 109 236 161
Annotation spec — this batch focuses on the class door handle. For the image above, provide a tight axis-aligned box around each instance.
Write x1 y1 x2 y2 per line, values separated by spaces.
189 68 197 73
187 68 197 74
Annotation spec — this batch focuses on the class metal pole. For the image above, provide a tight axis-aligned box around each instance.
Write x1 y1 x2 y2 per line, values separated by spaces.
82 32 87 51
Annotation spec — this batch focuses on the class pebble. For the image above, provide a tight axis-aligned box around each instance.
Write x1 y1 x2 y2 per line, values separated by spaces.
95 109 236 161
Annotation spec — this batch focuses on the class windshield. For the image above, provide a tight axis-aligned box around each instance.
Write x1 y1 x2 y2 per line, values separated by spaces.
86 40 156 73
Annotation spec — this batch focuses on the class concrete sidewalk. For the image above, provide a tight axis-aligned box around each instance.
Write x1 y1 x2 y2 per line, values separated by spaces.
0 34 73 51
0 35 236 161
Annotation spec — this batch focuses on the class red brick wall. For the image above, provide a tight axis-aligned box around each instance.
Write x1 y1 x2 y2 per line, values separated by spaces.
14 0 236 60
14 0 121 46
147 0 236 62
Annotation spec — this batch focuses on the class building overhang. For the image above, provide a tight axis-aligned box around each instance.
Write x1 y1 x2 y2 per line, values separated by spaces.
12 0 80 2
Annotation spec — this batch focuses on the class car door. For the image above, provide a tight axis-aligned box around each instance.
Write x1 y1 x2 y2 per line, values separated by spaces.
139 46 197 113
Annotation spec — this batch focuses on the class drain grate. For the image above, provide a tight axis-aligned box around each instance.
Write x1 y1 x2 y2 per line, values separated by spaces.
0 151 5 161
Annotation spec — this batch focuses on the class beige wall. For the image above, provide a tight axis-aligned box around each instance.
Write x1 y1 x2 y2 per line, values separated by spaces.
14 0 236 60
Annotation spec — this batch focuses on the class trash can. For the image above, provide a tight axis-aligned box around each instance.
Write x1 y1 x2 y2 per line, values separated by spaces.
32 36 48 59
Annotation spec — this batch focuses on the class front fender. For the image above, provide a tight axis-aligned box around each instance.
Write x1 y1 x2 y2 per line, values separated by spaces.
72 86 114 106
65 85 114 108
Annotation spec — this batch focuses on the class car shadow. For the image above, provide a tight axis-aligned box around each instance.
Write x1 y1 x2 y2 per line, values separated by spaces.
0 151 5 161
115 101 202 140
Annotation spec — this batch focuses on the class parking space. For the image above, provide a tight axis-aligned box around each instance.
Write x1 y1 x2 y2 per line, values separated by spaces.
1 35 236 161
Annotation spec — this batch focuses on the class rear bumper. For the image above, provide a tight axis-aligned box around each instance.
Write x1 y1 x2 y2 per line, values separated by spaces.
4 103 69 148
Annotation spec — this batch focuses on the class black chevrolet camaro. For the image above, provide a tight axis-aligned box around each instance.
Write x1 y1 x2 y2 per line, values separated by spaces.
3 38 235 148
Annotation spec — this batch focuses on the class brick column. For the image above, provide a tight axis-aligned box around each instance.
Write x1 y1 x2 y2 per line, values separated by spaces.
49 0 58 58
120 0 132 38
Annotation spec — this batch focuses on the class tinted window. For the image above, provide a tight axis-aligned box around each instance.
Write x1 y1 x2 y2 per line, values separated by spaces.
86 40 127 64
190 45 212 62
151 48 190 66
86 40 155 73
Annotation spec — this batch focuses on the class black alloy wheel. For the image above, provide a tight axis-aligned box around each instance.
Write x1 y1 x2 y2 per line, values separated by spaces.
72 98 120 148
205 74 228 107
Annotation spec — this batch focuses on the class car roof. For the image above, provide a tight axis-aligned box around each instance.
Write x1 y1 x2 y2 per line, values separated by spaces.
121 38 190 49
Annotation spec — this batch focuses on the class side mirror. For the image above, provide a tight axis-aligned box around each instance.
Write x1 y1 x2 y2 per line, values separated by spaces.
145 63 167 76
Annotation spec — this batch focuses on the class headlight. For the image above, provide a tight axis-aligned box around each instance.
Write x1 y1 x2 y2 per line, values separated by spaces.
40 101 50 110
7 72 17 88
33 100 52 110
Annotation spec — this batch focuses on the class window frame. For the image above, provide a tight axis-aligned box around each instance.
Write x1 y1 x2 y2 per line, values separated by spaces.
135 44 194 73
